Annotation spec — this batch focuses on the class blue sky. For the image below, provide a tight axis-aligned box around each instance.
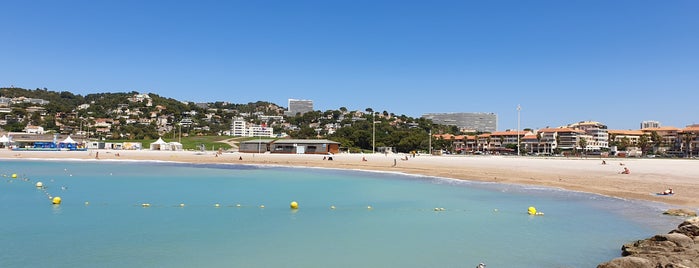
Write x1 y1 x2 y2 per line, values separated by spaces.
2 0 697 131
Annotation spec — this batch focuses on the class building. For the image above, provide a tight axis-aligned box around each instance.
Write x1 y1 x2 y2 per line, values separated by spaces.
641 120 661 129
421 112 497 133
567 121 609 151
230 118 274 137
284 99 314 116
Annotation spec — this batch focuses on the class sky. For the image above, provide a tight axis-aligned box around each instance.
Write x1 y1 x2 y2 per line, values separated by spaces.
1 0 697 131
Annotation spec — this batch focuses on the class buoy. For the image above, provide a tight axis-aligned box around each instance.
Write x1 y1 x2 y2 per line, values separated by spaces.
179 203 185 207
214 203 220 207
236 204 241 207
52 196 62 205
36 182 43 188
85 201 90 206
141 203 151 207
290 201 299 209
367 205 373 210
259 205 265 208
330 205 336 210
11 174 17 178
528 206 537 215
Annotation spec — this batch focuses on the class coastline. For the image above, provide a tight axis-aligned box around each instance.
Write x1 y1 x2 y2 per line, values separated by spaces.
3 149 699 209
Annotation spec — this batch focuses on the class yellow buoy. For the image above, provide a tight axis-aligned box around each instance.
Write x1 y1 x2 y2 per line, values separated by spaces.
52 196 62 205
527 206 537 215
330 205 336 210
85 201 90 206
367 205 373 210
214 203 220 207
236 204 241 207
141 203 151 207
179 203 185 207
290 201 299 209
11 173 17 178
36 182 43 188
259 205 265 208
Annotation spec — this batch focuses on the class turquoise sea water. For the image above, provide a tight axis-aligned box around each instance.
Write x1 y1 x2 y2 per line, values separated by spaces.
0 159 681 268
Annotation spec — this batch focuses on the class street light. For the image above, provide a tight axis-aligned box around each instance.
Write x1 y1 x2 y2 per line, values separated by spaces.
517 104 521 156
372 112 379 153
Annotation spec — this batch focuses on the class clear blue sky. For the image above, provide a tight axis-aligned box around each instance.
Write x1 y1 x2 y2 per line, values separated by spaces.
2 0 697 131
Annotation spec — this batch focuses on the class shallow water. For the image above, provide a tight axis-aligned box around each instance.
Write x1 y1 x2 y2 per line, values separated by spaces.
0 160 682 267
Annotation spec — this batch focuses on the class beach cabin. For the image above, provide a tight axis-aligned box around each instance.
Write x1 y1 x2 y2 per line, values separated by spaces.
270 139 340 154
239 139 274 153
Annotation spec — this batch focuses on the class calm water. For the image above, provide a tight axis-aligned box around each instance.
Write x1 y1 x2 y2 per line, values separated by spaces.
0 159 681 268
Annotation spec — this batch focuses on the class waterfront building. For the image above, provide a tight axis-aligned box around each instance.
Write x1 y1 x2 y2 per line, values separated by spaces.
421 112 497 133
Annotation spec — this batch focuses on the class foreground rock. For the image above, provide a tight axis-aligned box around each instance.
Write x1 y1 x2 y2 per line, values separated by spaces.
664 208 698 217
598 217 699 268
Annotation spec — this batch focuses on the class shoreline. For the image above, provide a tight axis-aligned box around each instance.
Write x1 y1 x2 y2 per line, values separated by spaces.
3 149 699 209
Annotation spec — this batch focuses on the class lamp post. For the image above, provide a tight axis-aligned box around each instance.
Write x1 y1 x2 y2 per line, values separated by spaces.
428 128 432 155
372 112 378 153
517 104 521 156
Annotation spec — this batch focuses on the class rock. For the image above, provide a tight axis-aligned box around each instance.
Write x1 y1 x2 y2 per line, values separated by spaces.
663 208 698 217
597 256 654 268
599 217 699 268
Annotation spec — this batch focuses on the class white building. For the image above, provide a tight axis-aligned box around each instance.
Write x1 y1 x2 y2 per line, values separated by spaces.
641 120 661 129
230 118 274 137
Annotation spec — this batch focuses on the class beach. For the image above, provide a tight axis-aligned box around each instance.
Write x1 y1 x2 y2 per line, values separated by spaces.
3 149 699 208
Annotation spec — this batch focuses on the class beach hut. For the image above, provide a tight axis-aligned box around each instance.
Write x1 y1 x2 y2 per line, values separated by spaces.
269 139 340 154
150 137 169 151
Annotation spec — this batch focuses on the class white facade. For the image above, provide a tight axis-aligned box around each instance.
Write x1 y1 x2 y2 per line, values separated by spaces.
230 118 274 137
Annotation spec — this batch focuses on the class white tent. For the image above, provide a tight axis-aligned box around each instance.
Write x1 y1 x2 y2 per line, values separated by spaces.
150 137 169 151
0 135 9 148
61 136 77 144
168 142 183 151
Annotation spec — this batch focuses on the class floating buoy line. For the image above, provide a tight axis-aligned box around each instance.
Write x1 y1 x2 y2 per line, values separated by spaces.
4 172 545 216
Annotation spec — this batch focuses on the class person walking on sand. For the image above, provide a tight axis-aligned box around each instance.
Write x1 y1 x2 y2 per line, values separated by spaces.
95 151 99 159
392 158 397 167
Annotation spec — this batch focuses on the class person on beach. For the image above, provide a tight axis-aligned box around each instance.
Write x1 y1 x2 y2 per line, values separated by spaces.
601 160 606 165
95 151 99 159
239 156 243 161
620 167 630 174
662 188 674 195
392 158 397 167
362 156 367 162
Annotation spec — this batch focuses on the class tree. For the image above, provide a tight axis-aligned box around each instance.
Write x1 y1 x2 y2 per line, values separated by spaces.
650 131 662 154
578 137 588 153
638 134 651 155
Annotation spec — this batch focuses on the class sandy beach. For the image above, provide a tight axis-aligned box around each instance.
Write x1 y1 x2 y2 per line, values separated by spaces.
3 149 699 209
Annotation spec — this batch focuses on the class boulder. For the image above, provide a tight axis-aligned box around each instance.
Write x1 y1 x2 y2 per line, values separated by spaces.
597 256 653 268
598 217 699 268
663 208 698 217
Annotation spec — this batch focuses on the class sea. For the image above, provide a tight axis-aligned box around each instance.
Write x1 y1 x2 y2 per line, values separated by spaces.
0 159 683 268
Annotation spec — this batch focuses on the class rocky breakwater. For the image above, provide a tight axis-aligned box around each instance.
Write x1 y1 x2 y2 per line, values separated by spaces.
598 216 699 268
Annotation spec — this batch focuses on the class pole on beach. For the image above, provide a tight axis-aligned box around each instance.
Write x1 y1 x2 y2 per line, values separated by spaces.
517 104 521 156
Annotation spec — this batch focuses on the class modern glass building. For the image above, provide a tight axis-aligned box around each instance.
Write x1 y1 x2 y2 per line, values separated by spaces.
422 112 498 132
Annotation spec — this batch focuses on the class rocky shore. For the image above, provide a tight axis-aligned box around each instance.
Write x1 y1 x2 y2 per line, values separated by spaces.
598 216 699 268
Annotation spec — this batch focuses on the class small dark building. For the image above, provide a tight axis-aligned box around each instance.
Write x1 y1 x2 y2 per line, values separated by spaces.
239 139 275 153
271 139 340 154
